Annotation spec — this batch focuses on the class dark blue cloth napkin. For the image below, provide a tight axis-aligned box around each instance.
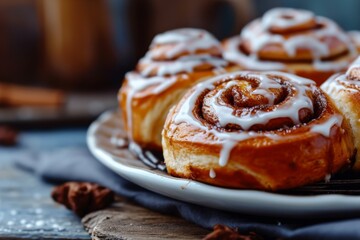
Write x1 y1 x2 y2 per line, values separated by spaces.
15 146 360 240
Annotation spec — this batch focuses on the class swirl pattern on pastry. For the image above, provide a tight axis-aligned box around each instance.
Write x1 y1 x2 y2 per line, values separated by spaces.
119 28 234 150
163 71 354 190
322 57 360 169
137 28 228 77
222 8 357 85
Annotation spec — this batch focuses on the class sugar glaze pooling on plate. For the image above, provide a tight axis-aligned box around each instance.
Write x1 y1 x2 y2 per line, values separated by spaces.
88 110 360 216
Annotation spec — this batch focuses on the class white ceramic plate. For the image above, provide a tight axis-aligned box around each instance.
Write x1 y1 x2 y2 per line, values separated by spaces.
87 110 360 218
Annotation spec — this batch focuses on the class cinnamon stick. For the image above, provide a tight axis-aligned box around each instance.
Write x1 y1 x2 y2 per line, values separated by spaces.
0 83 64 107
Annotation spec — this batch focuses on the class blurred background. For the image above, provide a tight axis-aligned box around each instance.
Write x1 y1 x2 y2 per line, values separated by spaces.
0 0 359 127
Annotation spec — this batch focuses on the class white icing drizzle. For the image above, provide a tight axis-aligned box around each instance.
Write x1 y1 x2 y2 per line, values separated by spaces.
346 56 360 77
321 73 345 93
223 37 285 71
125 72 177 140
152 78 178 94
208 74 314 130
225 9 356 72
241 20 284 53
284 36 329 58
219 141 237 166
322 73 360 94
242 16 353 61
110 136 128 148
124 28 228 142
310 115 343 137
149 28 221 59
173 71 325 167
209 168 216 178
262 8 314 30
139 54 227 77
321 57 360 94
128 141 142 155
252 77 282 104
313 59 349 72
126 72 177 96
213 67 227 75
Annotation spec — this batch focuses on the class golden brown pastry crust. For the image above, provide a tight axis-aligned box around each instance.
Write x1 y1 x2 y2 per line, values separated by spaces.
119 71 235 150
321 57 360 170
222 8 358 86
163 71 354 190
119 28 238 150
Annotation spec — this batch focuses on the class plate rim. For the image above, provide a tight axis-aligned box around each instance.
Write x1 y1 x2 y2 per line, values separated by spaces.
87 110 360 217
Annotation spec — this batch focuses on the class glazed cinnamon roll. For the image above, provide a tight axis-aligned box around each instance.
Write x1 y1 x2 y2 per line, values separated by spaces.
162 71 354 190
223 8 357 86
119 28 235 150
322 57 360 170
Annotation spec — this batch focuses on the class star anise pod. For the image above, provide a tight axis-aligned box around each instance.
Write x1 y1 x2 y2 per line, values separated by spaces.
52 182 114 217
0 126 17 146
203 224 263 240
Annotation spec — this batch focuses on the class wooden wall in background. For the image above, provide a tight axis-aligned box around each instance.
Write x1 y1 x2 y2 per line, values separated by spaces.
0 0 254 90
129 0 253 60
38 0 117 90
0 0 40 85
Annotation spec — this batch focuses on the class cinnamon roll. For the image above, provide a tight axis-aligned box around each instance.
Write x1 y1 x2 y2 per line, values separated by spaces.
119 28 235 150
162 71 354 190
223 8 357 86
322 57 360 170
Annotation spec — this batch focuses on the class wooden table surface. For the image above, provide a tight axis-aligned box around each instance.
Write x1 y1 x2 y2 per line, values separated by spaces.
0 130 91 239
0 129 208 239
